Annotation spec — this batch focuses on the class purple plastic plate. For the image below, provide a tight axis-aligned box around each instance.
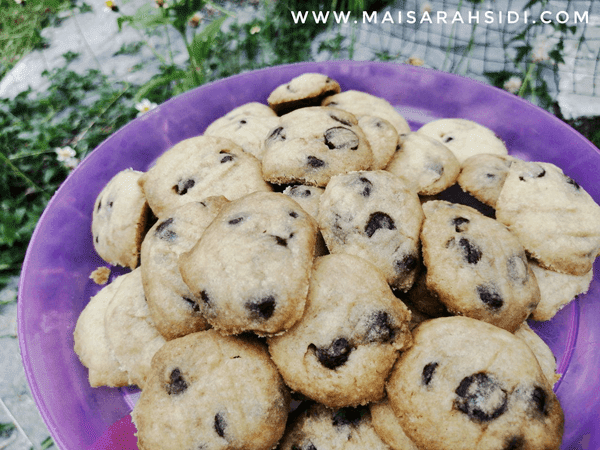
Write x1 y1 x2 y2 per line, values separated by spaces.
18 61 600 449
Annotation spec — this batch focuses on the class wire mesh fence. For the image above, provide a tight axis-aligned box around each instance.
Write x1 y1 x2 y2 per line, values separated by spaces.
311 0 600 118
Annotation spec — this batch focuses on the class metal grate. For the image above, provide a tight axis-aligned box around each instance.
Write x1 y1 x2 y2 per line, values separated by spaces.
311 0 600 118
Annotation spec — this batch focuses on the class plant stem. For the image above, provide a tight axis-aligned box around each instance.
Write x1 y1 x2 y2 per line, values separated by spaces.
518 62 536 98
0 150 50 198
77 83 133 158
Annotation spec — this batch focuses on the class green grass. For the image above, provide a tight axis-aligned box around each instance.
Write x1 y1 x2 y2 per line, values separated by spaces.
0 0 77 79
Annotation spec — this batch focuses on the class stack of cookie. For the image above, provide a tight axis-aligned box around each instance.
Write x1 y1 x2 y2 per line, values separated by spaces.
73 72 600 450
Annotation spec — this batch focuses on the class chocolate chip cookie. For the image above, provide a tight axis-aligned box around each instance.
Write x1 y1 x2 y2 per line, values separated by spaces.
420 200 540 332
179 191 318 336
132 330 290 450
386 316 564 450
317 170 424 292
261 106 373 187
268 253 412 408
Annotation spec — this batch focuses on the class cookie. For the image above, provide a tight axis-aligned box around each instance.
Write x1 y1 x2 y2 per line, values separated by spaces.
529 259 593 321
73 275 129 388
495 159 600 276
140 197 229 340
369 398 419 450
132 330 289 450
179 191 318 336
457 153 515 208
268 73 341 115
104 268 166 389
261 106 373 187
279 403 392 450
204 102 279 160
514 322 560 387
322 90 411 136
386 316 564 450
268 254 412 408
92 168 149 269
421 200 540 332
282 184 324 220
138 135 271 218
89 266 111 285
417 118 508 164
386 132 460 196
357 115 399 170
283 184 329 257
317 170 424 292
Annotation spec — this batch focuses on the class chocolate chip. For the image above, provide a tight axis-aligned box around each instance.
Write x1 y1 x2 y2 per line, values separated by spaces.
443 135 454 143
332 406 367 427
95 236 99 243
228 216 244 225
324 127 359 150
97 200 102 211
329 113 353 127
365 311 394 343
452 216 470 232
200 290 211 304
108 201 113 208
459 238 482 264
289 211 299 218
313 338 352 369
531 386 548 415
307 155 325 168
519 164 546 181
365 212 396 238
395 254 418 274
239 119 247 125
486 173 497 179
504 436 525 450
220 154 234 163
327 101 339 106
267 126 286 143
273 235 288 246
422 362 438 386
566 176 580 190
166 368 187 395
358 176 372 197
246 296 276 320
183 297 200 312
155 218 177 241
454 372 508 422
288 186 312 197
214 413 226 438
173 178 195 195
477 285 504 310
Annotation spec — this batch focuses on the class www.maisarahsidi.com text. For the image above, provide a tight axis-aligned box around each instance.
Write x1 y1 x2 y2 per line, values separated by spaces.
290 10 590 25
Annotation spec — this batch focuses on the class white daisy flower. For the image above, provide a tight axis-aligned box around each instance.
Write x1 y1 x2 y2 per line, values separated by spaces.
250 25 261 35
135 99 158 117
104 1 119 12
503 76 522 94
55 146 76 162
63 157 80 170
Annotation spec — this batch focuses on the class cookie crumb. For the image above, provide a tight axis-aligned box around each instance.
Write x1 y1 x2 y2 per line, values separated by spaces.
90 266 111 285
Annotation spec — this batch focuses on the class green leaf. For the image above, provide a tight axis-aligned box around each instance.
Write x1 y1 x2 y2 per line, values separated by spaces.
134 70 187 102
0 422 16 438
116 15 135 31
132 4 170 31
190 16 227 63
